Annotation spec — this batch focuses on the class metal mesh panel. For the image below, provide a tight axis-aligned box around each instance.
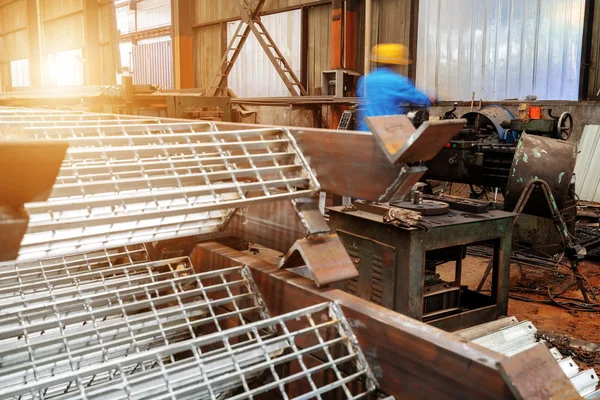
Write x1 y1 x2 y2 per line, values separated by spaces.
0 250 377 400
0 108 319 261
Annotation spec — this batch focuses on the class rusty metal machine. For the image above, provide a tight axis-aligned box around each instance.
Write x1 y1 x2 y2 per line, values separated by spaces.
426 104 575 196
0 107 596 399
422 105 579 254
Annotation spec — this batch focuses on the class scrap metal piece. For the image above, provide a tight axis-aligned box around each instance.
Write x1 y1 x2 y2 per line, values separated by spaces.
291 196 330 235
505 133 577 214
497 343 582 400
278 234 359 287
365 115 467 164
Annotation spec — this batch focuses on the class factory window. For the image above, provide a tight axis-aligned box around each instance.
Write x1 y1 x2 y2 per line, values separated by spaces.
10 59 29 87
416 0 585 101
46 49 84 86
227 10 301 97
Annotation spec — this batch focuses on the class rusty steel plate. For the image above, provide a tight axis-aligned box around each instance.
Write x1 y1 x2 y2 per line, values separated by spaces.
0 140 68 206
365 116 467 164
278 234 359 287
505 133 576 214
497 343 581 400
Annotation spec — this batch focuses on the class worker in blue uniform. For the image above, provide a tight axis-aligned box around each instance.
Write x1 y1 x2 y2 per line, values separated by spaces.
356 43 433 131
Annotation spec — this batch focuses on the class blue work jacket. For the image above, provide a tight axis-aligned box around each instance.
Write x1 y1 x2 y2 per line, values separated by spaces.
356 68 431 131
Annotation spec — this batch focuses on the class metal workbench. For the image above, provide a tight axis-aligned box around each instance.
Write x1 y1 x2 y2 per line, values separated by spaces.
328 203 515 331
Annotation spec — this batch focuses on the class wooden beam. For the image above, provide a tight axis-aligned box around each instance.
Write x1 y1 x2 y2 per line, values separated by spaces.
172 0 194 89
84 0 101 85
26 0 43 87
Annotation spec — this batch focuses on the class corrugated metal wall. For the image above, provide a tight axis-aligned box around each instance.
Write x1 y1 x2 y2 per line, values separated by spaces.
41 0 85 54
373 0 412 76
575 125 600 201
193 23 222 90
227 10 301 97
191 0 415 94
132 38 174 89
99 2 119 85
417 0 585 101
0 0 29 63
307 4 331 92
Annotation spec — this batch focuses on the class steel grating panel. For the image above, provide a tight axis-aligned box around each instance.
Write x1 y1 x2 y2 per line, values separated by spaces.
0 110 320 262
0 249 377 400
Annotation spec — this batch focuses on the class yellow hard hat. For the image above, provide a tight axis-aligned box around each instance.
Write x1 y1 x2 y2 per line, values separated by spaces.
371 43 412 65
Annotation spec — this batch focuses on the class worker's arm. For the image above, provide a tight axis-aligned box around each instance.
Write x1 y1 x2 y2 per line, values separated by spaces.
392 75 432 107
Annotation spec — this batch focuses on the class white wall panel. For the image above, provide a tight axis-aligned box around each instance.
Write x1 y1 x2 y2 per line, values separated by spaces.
575 125 600 202
417 0 585 101
227 10 301 98
136 0 171 30
132 38 174 89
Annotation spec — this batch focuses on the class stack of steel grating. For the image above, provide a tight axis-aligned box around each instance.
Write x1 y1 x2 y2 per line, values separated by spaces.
0 245 377 399
0 107 319 262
